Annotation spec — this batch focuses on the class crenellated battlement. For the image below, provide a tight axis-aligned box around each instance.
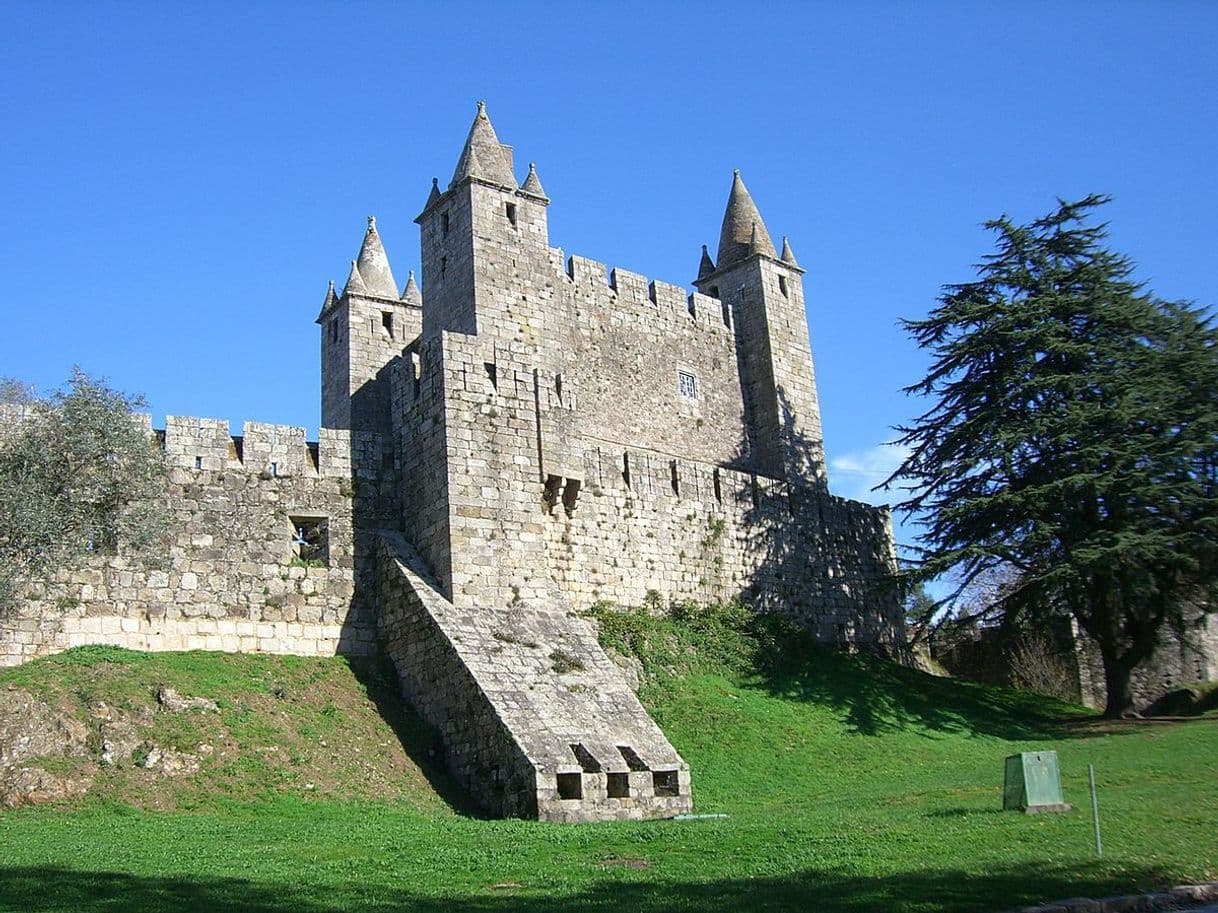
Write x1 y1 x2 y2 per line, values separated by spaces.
576 439 885 525
565 255 734 335
158 416 352 479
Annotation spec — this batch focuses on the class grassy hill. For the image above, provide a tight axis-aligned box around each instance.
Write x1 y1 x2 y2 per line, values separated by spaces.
0 603 1214 912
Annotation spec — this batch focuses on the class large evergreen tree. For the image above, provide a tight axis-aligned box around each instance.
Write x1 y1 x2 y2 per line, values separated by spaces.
888 195 1218 716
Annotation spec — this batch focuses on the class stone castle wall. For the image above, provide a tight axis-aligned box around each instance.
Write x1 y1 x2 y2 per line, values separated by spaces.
2 105 915 820
544 442 900 641
565 257 746 466
0 419 375 668
1073 613 1218 711
402 328 902 643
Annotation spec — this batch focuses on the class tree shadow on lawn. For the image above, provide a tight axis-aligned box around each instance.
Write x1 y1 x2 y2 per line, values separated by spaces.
0 859 1177 913
744 627 1086 741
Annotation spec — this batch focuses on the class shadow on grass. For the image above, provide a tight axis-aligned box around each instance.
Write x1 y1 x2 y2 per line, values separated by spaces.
743 619 1081 740
345 656 485 818
0 860 1176 913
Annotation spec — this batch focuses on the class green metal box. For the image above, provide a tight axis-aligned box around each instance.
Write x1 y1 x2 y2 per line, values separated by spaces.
1003 751 1071 813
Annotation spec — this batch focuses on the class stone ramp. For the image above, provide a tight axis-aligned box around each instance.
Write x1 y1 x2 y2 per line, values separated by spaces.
376 531 692 821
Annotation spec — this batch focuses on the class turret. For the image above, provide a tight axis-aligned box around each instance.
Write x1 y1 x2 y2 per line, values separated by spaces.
415 102 550 340
694 172 826 486
318 217 420 432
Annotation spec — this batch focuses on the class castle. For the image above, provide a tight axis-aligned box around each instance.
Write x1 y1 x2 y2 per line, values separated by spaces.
1 105 905 821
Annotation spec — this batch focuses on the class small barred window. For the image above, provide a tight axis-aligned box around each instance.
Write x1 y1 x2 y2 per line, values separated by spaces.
677 371 697 399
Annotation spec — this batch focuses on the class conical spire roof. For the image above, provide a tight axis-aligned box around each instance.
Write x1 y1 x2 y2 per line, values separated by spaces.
315 279 337 323
716 170 776 267
341 259 367 298
520 162 548 200
401 270 422 307
425 177 442 209
780 235 800 268
450 101 518 190
697 244 716 280
355 216 399 298
748 221 763 255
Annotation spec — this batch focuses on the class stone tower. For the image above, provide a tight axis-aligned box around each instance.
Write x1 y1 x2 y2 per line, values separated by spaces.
695 172 827 486
376 104 696 822
317 218 421 435
415 101 553 344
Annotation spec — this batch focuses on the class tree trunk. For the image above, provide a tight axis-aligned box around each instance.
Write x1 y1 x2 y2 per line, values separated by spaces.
1100 647 1136 718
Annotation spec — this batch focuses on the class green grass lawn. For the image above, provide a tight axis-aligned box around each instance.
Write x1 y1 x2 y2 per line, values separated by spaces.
1 605 1214 912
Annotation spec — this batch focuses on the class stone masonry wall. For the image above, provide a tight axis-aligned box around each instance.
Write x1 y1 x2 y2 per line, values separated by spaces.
393 334 454 600
544 440 902 643
376 532 539 818
1073 612 1218 711
1 420 372 667
717 256 827 485
420 176 749 468
565 257 747 467
428 329 902 646
408 170 899 643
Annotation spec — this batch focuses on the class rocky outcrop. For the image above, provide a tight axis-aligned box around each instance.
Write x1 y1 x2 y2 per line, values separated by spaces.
0 684 215 807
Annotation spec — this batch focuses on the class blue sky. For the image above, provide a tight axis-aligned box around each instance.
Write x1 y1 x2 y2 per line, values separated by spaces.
2 2 1215 551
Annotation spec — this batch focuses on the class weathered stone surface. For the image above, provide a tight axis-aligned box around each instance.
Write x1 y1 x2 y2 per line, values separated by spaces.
378 532 691 822
157 687 218 713
0 688 93 807
0 688 88 766
1 765 90 808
